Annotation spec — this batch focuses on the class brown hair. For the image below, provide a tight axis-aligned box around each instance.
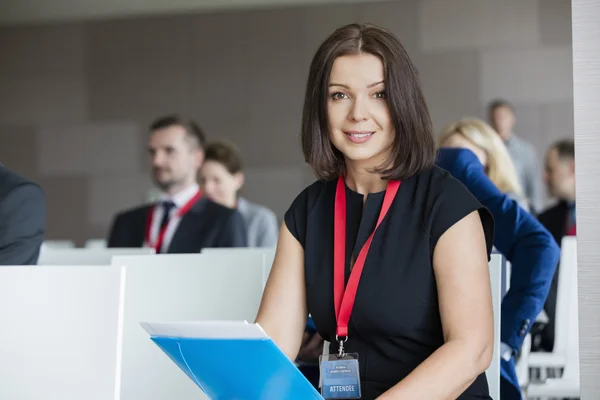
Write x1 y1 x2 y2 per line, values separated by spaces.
550 139 575 161
149 114 207 149
301 23 435 180
204 140 244 174
488 98 514 113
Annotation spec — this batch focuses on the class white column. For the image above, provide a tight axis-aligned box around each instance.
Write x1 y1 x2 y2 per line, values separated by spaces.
572 0 600 398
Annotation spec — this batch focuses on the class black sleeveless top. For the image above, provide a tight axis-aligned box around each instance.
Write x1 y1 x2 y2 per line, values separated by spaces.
284 166 494 400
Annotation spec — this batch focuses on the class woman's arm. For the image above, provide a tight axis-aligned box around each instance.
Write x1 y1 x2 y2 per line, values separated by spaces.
255 222 307 360
378 211 494 400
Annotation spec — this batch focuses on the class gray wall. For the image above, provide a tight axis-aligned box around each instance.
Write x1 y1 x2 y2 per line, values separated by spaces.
0 0 573 244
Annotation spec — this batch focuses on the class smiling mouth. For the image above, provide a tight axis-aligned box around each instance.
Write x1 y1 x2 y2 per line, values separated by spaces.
346 132 374 138
344 131 375 143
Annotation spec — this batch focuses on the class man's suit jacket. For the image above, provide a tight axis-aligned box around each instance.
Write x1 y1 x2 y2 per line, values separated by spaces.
538 201 569 245
437 148 560 400
536 201 570 352
0 166 46 265
107 196 247 252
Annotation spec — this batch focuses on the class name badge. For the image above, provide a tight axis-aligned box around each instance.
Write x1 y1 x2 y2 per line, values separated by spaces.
319 353 361 399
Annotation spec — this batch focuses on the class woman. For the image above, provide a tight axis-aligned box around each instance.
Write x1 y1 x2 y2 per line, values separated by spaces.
439 118 530 210
436 147 560 400
199 140 279 248
255 23 495 399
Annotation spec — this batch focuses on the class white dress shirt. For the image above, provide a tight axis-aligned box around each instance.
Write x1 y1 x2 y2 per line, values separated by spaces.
148 184 200 253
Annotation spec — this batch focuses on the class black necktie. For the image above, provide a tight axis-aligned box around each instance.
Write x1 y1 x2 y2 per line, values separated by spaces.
159 201 176 231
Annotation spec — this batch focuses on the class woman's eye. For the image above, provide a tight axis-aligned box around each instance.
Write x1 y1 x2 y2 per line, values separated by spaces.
374 91 386 99
330 92 348 100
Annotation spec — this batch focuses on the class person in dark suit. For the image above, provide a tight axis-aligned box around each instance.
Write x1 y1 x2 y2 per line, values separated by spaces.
0 165 46 265
107 115 246 253
535 139 576 352
437 147 560 400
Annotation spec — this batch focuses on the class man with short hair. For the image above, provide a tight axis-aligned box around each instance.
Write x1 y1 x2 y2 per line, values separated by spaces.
534 138 576 352
107 115 247 252
488 99 545 213
540 139 576 240
0 165 46 265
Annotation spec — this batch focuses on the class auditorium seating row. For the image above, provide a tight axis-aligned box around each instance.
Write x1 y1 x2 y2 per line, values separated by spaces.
0 244 512 399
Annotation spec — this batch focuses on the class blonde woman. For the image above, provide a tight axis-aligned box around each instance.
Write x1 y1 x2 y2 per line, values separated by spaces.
439 118 529 210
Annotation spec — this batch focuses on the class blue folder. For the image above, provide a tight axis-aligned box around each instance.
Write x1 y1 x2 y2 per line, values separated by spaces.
142 321 324 400
306 315 317 333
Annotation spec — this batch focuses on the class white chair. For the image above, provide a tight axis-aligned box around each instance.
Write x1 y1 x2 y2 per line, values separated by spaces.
0 266 124 400
526 236 580 399
517 334 532 388
0 251 269 400
85 239 108 248
37 247 155 265
516 312 549 390
485 253 503 400
41 240 75 249
505 257 531 388
112 253 267 400
201 247 276 287
504 259 512 296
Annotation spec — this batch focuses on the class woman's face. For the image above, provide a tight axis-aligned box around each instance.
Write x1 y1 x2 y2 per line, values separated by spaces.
441 133 488 167
199 160 243 208
327 53 395 170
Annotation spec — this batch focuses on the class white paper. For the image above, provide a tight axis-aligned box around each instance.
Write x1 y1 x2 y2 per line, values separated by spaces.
140 320 269 339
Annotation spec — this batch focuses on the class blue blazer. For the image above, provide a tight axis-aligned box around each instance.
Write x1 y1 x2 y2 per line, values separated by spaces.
436 148 560 399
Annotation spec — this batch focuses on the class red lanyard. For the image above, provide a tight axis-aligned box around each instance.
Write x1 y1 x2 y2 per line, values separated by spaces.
334 176 401 339
144 191 202 252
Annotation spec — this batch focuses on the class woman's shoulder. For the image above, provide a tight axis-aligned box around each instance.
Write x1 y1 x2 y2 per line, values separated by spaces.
302 178 336 194
409 165 489 224
410 164 468 197
284 179 336 247
287 178 336 215
411 166 494 254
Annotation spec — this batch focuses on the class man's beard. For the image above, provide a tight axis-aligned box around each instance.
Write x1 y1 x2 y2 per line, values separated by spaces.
154 180 176 192
152 170 178 192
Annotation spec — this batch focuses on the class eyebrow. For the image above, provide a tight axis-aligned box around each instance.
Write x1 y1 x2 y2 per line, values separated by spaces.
328 80 385 89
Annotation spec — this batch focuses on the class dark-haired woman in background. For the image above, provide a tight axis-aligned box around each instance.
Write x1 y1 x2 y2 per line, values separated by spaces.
199 140 279 248
256 23 495 399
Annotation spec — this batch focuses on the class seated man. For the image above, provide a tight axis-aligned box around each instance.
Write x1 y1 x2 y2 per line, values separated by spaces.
0 165 46 265
436 147 560 400
536 139 576 352
108 115 247 252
